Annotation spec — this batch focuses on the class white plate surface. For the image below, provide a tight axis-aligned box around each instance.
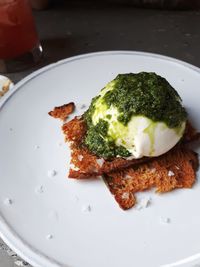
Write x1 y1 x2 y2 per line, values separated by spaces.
0 51 200 267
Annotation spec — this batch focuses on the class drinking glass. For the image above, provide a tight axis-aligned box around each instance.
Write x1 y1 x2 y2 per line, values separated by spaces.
0 0 43 73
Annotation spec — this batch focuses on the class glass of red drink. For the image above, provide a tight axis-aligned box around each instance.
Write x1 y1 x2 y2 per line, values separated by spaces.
0 0 43 73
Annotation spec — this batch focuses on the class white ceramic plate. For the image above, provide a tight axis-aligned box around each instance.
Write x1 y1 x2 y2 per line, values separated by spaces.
0 51 200 267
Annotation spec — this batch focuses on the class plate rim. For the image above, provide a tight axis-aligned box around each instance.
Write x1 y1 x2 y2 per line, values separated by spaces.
1 50 200 107
0 50 200 267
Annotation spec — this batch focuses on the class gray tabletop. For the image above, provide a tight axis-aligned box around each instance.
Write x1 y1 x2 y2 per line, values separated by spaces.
1 4 200 267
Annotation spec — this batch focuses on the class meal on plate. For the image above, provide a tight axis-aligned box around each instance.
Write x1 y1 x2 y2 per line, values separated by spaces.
49 72 199 210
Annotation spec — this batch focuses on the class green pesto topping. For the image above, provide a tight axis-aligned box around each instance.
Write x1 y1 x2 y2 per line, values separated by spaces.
84 119 131 159
103 72 187 128
83 72 187 159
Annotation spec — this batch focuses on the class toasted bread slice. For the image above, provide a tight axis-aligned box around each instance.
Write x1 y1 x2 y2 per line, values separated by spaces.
62 117 152 178
48 102 75 121
62 116 199 178
49 103 200 179
49 103 199 210
103 147 199 210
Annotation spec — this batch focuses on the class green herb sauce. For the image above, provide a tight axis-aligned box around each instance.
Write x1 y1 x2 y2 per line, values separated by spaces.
103 72 186 128
84 119 131 159
83 72 187 159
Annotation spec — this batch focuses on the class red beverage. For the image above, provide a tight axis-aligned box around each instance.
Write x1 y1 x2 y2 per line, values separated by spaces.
0 0 42 72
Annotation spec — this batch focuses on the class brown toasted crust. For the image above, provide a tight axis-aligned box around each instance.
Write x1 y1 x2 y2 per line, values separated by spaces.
62 116 86 144
63 117 151 178
48 102 75 121
62 115 199 179
103 147 199 210
49 103 199 179
49 102 199 210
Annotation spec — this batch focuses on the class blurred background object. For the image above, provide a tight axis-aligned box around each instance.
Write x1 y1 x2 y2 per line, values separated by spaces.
101 0 200 9
29 0 200 10
0 74 13 98
30 0 49 10
0 0 43 73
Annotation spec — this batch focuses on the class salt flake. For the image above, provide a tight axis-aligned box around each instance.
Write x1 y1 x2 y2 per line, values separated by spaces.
122 192 129 199
136 197 151 210
80 104 86 109
81 204 92 213
35 185 44 194
96 158 104 167
168 170 175 177
159 216 171 224
78 155 83 161
70 164 80 171
46 234 53 240
47 169 57 177
124 174 132 179
4 198 13 205
150 168 156 173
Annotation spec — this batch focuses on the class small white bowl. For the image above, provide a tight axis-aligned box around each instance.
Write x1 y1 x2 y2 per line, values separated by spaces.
0 74 14 98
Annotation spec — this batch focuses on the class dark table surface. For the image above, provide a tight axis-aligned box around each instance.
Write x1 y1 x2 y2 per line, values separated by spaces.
1 4 200 267
7 3 200 83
